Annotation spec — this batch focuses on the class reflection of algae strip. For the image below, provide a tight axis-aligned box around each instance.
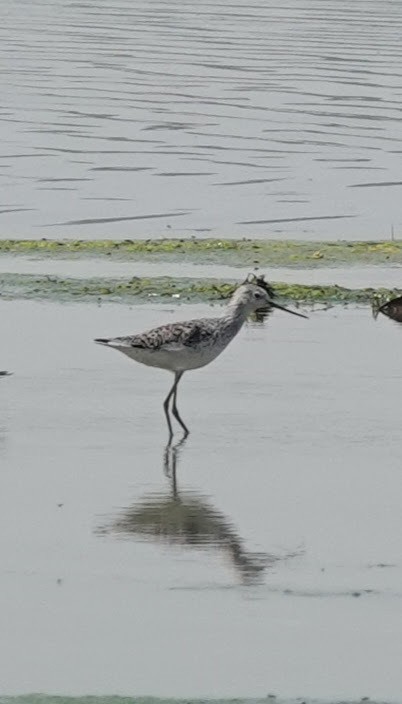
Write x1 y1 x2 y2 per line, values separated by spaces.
0 273 399 305
1 238 402 266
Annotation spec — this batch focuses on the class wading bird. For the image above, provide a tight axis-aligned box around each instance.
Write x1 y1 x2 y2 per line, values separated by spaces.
375 295 402 323
95 276 307 438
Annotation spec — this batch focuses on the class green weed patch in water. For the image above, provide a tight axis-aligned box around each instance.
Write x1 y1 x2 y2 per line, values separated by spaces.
1 238 402 267
0 272 400 306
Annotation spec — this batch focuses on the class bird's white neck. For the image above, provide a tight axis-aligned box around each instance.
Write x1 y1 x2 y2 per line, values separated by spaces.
222 299 249 335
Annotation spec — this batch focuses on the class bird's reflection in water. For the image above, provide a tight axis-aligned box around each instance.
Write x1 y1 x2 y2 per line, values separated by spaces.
98 438 288 586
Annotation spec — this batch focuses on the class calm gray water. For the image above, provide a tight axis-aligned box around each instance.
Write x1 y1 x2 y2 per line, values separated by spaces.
1 0 402 239
1 300 402 697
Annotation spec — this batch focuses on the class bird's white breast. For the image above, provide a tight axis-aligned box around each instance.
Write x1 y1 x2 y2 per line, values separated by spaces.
116 339 228 372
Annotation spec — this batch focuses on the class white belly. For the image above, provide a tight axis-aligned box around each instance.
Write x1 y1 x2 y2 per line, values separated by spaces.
116 340 228 372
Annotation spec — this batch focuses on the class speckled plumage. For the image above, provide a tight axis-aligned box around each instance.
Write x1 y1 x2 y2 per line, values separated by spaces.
117 317 224 350
95 279 307 438
95 312 244 372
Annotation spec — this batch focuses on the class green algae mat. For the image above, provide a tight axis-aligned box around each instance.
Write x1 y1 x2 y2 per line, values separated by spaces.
1 238 402 267
0 239 400 306
0 272 399 307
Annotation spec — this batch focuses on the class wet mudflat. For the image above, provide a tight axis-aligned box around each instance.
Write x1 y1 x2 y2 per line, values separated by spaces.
1 299 402 698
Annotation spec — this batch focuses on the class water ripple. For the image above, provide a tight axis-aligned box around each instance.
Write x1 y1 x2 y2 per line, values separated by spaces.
1 0 402 238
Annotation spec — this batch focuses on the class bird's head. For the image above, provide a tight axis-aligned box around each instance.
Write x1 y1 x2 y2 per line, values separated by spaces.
230 274 308 319
230 282 275 314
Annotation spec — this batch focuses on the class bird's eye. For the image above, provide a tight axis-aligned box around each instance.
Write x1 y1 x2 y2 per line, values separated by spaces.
254 291 262 299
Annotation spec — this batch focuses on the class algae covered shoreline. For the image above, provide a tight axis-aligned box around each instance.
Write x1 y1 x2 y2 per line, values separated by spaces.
0 238 400 306
0 272 399 307
1 238 402 268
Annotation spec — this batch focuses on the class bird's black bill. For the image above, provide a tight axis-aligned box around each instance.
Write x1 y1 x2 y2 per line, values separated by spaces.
269 300 308 319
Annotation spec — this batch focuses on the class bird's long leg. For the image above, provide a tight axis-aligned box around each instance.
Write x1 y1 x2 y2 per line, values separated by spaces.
163 372 183 440
171 372 189 437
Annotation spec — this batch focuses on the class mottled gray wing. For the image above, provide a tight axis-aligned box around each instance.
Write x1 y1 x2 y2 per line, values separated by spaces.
126 318 219 351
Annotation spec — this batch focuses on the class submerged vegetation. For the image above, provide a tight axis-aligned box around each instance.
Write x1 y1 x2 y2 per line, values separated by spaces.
1 237 402 267
0 272 399 306
0 238 399 307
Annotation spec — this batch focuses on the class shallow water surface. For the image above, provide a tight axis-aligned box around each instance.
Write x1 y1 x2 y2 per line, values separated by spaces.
1 301 402 697
1 0 402 239
0 256 401 290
